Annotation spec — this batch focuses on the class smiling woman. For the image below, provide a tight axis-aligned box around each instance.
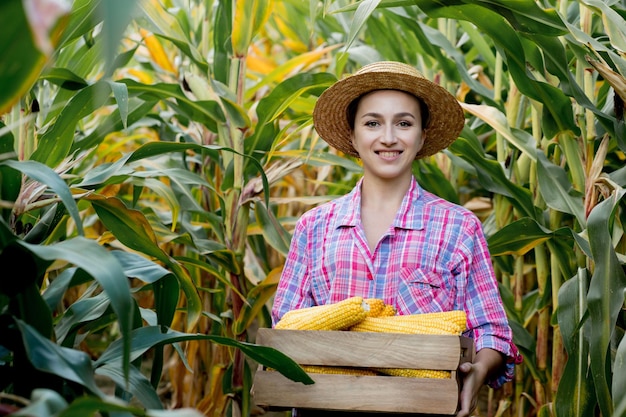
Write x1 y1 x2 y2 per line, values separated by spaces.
349 90 425 199
271 61 522 417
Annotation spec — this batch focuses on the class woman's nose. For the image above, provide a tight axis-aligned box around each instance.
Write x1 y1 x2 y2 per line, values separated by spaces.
379 126 397 145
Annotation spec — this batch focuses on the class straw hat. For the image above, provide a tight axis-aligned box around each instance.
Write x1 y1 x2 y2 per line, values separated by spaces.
312 61 464 159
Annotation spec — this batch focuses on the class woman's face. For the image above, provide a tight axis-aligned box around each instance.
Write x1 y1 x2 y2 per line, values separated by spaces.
350 90 425 181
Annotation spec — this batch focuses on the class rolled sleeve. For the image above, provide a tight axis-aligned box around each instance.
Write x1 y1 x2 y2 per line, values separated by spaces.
461 219 522 388
471 325 523 388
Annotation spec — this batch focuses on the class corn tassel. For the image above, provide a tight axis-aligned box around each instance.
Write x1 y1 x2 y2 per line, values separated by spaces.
275 296 368 330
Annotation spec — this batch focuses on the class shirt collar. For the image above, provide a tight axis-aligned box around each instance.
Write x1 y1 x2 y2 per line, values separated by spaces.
335 177 425 230
335 179 362 227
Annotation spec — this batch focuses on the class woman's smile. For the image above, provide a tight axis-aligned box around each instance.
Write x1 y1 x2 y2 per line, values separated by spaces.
376 150 403 159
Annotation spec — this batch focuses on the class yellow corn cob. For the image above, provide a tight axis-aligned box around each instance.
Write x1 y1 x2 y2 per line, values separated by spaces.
301 365 377 376
389 310 467 330
380 304 397 317
349 316 459 335
348 311 467 335
274 301 356 329
364 298 386 317
374 368 450 379
275 296 368 330
363 298 396 317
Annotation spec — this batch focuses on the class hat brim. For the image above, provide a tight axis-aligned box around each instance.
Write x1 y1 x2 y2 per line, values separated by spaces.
312 63 465 159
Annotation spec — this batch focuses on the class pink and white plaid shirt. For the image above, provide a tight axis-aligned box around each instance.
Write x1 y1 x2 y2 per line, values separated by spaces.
271 177 521 387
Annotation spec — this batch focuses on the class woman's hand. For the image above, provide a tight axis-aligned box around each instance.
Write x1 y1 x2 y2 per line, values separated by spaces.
457 348 504 417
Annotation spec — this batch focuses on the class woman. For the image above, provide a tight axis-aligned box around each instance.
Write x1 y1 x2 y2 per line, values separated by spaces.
271 61 522 417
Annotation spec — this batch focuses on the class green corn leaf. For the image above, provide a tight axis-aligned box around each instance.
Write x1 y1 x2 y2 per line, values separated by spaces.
95 363 163 409
614 332 626 417
582 0 626 53
88 195 202 331
89 195 166 262
343 0 382 53
586 190 626 417
108 80 129 129
488 217 553 256
536 152 586 226
16 317 106 396
20 237 133 379
254 200 291 257
248 71 337 156
96 0 139 77
555 269 596 417
232 275 279 336
32 81 112 167
125 141 270 207
411 1 578 138
54 292 112 345
40 67 88 90
232 0 271 57
448 137 537 219
120 79 226 125
94 325 315 385
175 256 244 301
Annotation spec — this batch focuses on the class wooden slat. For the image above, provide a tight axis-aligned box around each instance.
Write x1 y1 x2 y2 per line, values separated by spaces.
252 370 459 415
256 328 467 369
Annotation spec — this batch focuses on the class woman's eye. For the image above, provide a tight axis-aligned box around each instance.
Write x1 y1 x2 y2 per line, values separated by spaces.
364 120 379 127
398 121 412 127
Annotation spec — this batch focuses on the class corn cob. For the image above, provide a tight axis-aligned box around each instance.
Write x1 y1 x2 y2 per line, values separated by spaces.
348 311 466 335
275 296 368 330
274 299 360 329
388 310 467 330
349 316 460 335
301 365 378 376
374 368 450 379
364 298 396 317
364 298 386 317
379 304 397 317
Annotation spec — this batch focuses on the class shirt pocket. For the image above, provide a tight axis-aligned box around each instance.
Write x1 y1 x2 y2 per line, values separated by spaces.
397 268 455 314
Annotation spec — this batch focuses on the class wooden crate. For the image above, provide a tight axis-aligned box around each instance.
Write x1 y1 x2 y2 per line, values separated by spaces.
252 328 475 415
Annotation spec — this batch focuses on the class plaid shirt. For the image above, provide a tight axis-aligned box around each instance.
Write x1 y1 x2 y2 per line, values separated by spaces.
272 177 521 388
